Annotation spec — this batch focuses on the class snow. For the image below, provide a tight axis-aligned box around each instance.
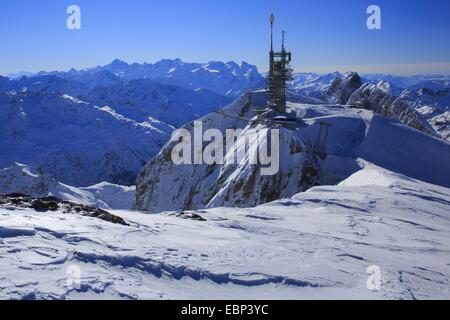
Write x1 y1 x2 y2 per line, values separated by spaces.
338 164 408 187
1 166 449 299
80 183 135 210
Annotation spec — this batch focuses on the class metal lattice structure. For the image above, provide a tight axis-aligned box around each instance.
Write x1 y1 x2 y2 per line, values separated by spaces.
267 14 293 114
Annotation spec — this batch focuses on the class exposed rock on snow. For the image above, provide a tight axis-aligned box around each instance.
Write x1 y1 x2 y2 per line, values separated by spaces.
321 72 363 104
428 111 450 141
0 163 135 210
0 194 127 225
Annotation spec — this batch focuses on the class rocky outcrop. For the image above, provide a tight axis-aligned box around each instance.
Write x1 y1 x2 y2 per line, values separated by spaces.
0 194 128 225
321 72 363 104
429 111 450 141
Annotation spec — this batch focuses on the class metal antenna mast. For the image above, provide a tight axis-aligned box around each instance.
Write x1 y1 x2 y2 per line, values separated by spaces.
270 14 274 52
267 14 293 114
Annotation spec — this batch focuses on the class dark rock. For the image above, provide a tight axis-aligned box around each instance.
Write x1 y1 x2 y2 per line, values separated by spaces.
5 193 31 199
32 199 58 212
321 72 363 104
177 211 207 222
40 196 63 203
0 194 128 226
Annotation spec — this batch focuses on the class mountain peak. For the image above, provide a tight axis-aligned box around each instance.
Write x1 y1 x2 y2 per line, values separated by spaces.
109 59 129 68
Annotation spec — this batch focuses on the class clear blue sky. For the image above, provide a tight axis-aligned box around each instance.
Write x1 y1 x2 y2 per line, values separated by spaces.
1 0 450 75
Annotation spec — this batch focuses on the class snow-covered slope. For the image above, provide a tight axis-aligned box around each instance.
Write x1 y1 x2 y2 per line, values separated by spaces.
79 183 135 211
1 165 449 299
83 78 231 127
134 91 450 213
0 88 172 186
0 163 135 210
291 72 342 98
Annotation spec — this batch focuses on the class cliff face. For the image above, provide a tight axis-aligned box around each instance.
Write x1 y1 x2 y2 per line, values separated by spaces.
321 72 363 104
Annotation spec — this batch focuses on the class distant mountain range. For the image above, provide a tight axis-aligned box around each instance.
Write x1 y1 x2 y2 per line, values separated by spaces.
291 72 450 96
6 58 265 99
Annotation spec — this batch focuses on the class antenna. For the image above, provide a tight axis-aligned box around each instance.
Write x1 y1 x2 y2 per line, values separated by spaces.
282 30 286 51
270 14 275 52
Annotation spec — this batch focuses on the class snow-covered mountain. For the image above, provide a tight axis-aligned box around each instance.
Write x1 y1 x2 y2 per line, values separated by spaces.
0 87 173 186
83 78 231 127
292 72 449 99
320 72 363 104
362 73 450 91
134 90 450 213
291 72 342 98
0 163 135 210
291 72 363 104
